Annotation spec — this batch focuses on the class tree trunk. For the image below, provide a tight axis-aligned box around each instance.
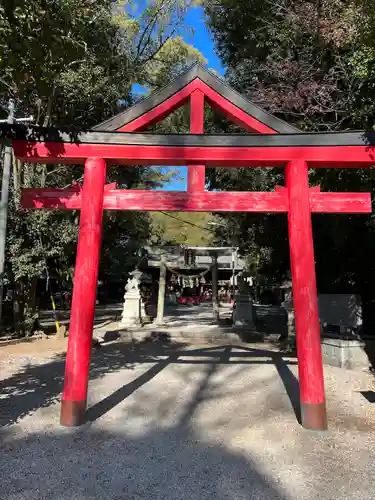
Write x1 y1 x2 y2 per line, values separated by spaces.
26 277 38 334
13 280 24 336
211 255 220 323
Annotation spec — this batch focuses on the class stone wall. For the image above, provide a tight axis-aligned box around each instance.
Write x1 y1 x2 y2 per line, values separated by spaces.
321 337 370 370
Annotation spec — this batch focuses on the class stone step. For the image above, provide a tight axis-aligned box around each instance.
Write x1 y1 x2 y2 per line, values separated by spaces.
119 328 264 344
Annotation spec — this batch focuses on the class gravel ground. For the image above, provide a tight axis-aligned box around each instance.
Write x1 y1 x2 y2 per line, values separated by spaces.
1 338 375 500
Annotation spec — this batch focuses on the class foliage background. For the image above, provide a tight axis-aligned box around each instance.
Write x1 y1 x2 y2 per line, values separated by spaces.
3 0 375 332
203 0 375 330
0 0 209 332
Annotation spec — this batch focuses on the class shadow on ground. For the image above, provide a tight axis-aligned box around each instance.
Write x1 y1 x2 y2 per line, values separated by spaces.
0 336 293 499
361 339 375 371
360 390 375 403
0 419 290 500
0 341 300 428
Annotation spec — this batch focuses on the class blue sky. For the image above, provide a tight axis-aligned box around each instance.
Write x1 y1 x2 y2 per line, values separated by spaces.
163 6 224 191
185 6 225 76
132 6 224 191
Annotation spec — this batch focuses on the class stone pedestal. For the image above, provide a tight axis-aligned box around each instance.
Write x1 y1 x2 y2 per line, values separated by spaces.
321 336 370 370
232 273 255 328
233 295 255 327
120 270 147 328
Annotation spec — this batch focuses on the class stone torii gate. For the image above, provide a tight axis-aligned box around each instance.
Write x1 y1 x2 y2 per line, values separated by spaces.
3 64 374 431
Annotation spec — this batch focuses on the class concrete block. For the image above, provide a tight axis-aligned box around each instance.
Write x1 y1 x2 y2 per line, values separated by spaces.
321 337 371 370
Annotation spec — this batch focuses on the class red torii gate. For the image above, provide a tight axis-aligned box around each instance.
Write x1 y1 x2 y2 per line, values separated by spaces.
5 65 374 431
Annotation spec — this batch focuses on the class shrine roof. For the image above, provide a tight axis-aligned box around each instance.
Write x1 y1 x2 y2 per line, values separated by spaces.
1 125 375 148
92 64 299 134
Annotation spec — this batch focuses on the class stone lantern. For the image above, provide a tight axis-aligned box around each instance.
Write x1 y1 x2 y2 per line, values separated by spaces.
232 271 255 328
120 268 151 327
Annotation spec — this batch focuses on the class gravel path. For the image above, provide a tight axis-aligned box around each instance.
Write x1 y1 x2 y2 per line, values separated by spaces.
1 339 375 500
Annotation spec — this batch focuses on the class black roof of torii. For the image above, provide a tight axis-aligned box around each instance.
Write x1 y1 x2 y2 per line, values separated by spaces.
92 64 299 134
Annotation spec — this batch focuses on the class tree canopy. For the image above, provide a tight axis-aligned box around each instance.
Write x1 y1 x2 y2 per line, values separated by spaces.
6 0 375 332
0 0 205 332
150 210 216 246
204 0 375 329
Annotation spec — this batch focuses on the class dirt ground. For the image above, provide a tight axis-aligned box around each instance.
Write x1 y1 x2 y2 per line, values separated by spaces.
0 337 68 357
1 336 375 500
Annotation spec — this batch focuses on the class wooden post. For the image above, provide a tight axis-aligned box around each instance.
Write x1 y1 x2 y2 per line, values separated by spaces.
211 254 220 323
286 160 327 431
188 89 205 192
156 253 167 325
60 157 107 426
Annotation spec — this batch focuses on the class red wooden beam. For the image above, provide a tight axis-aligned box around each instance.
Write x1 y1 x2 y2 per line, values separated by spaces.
13 141 375 167
60 157 107 427
286 159 327 430
117 81 197 132
194 79 277 134
116 78 278 134
21 187 371 213
188 89 205 193
276 186 371 213
310 192 371 213
21 189 288 212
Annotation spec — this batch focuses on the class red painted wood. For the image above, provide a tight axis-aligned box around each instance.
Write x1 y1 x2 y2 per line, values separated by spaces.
104 189 288 212
188 89 205 193
286 160 326 408
274 185 370 213
116 81 197 132
62 157 107 407
21 187 372 213
21 189 288 212
115 80 193 132
13 141 375 167
116 78 277 134
194 79 277 134
22 188 82 208
310 192 371 213
272 186 371 213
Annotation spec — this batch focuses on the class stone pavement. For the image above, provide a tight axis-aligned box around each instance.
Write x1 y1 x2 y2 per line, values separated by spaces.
94 303 262 344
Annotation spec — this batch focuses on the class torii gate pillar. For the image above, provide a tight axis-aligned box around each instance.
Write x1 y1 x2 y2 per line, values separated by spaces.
286 160 327 430
60 157 107 426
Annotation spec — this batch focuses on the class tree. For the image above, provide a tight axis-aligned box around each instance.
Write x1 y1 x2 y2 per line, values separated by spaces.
150 211 216 246
0 0 206 333
204 0 375 325
205 0 375 130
